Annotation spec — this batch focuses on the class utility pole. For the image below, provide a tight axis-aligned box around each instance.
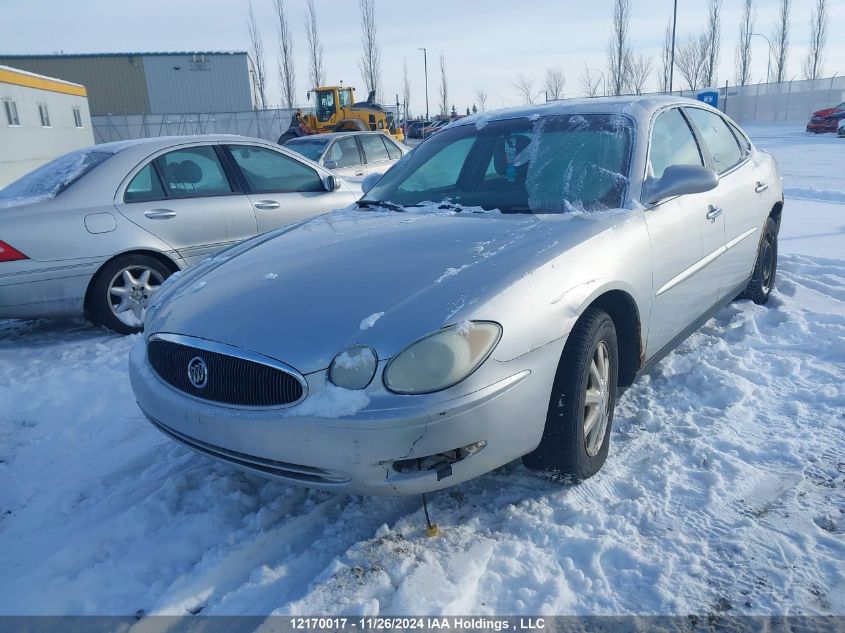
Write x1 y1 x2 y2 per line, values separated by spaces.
669 0 678 93
418 47 429 120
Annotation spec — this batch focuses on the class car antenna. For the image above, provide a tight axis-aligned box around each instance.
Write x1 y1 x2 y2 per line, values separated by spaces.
422 493 440 537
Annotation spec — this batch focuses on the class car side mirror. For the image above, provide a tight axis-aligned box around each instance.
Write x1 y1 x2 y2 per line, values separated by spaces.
324 175 341 191
323 159 338 170
644 164 719 205
361 172 382 195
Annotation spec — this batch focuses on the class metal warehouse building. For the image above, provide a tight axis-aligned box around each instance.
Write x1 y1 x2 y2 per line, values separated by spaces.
0 52 254 116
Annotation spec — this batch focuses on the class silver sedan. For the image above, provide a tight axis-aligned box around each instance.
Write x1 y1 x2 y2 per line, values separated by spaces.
282 131 408 180
130 96 783 495
0 135 358 333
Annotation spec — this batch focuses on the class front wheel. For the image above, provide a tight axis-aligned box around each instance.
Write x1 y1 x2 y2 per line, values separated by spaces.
523 307 618 482
739 217 778 305
88 255 172 334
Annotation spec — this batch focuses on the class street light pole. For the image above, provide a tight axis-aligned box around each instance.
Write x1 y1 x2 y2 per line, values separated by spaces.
418 47 429 120
749 32 773 84
669 0 678 93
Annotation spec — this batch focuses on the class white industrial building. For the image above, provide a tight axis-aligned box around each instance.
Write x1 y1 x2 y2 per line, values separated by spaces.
0 65 94 187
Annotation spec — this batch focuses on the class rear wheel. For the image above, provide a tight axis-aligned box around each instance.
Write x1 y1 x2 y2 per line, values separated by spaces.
88 255 172 334
739 217 778 305
523 307 618 482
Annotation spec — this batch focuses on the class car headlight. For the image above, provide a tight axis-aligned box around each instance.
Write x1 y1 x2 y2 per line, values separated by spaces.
328 345 378 390
384 321 502 394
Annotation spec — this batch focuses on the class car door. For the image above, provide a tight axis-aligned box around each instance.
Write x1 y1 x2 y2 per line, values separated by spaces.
685 107 768 296
225 143 341 234
114 144 257 266
642 107 726 357
324 136 366 179
358 134 395 176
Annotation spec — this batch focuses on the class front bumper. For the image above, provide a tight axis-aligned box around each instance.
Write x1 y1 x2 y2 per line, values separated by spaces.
129 336 562 495
806 121 837 133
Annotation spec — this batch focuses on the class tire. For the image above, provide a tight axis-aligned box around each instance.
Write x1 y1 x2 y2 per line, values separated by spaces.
739 217 778 305
277 131 299 144
88 254 172 335
523 307 619 482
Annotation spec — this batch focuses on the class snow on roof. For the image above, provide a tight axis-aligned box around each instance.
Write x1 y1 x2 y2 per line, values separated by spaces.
0 64 85 89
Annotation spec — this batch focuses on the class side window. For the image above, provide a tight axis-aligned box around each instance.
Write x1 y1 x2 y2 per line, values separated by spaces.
3 99 20 126
383 138 402 160
228 145 324 193
397 137 474 193
38 103 51 127
648 108 703 179
125 163 166 202
72 106 83 128
726 119 751 155
155 146 232 198
684 108 743 174
327 137 362 168
360 134 390 163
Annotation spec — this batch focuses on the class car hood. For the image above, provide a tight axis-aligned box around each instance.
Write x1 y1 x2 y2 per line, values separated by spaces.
148 208 603 373
812 107 841 117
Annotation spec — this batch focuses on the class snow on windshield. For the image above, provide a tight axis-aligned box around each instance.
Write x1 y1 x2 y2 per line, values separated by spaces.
0 148 114 208
365 114 633 214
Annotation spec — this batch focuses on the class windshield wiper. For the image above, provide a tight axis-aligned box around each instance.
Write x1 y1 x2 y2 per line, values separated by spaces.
356 199 406 212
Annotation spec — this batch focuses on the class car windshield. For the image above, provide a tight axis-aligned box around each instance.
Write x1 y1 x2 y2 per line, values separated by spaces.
284 138 330 162
0 148 114 206
365 114 633 213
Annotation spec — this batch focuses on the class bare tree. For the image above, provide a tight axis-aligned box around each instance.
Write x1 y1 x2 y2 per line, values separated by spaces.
772 0 791 83
513 73 538 104
704 0 721 87
358 0 382 101
273 0 296 109
676 32 710 90
659 19 673 93
438 53 448 116
544 68 565 100
402 58 411 116
607 0 632 95
579 65 602 97
475 88 488 112
734 0 754 86
304 0 325 89
627 54 653 95
246 0 267 109
802 0 828 80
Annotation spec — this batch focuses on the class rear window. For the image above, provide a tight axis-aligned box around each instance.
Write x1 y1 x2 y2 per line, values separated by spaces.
0 149 113 206
284 138 330 162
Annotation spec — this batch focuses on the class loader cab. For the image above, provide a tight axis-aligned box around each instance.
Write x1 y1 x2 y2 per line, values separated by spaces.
314 88 337 123
338 88 354 109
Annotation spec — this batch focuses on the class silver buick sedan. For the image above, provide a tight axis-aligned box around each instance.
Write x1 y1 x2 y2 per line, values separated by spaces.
130 96 783 495
0 135 358 333
283 131 409 180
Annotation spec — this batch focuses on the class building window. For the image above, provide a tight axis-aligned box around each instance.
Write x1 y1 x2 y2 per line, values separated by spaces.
38 103 51 127
72 106 83 128
3 99 20 126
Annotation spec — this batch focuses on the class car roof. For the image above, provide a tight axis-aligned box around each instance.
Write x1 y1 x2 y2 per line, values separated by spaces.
449 95 714 129
285 131 394 142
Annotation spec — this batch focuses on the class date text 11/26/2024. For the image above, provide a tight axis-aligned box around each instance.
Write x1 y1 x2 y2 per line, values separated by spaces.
289 618 547 631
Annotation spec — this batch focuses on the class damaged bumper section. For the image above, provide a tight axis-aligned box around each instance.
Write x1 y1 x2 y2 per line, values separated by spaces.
129 339 555 496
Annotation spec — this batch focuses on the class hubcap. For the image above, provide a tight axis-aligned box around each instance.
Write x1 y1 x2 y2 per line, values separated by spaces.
108 266 164 327
761 240 775 294
584 341 611 457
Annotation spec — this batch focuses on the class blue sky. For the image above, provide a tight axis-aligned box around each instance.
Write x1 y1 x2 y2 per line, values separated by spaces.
3 0 843 115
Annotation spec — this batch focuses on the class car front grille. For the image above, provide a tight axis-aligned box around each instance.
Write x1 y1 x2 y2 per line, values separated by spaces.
147 334 306 407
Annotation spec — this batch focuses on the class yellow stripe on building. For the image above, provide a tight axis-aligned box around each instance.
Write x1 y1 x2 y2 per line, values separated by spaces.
0 67 87 97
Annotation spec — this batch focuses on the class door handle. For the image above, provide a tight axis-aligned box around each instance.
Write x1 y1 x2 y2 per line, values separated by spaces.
144 209 176 219
706 205 722 221
754 181 769 193
355 171 365 176
253 200 280 210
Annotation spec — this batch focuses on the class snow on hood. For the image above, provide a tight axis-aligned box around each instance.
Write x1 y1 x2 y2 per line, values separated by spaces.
147 209 597 374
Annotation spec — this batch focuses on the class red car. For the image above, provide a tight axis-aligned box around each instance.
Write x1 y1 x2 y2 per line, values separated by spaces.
806 102 845 133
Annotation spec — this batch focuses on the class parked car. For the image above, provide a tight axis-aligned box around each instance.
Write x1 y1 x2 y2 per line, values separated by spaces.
130 96 783 496
806 102 845 133
406 120 433 139
283 131 408 180
838 119 845 138
0 135 358 333
420 120 451 137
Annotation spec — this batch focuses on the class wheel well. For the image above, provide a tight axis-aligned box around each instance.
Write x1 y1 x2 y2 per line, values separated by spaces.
84 250 179 314
769 201 783 234
587 290 642 388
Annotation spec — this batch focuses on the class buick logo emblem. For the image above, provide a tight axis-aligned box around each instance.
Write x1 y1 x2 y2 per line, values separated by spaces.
187 356 208 389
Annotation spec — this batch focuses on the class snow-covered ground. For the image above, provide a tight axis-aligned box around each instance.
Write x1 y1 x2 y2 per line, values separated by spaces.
0 125 842 616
